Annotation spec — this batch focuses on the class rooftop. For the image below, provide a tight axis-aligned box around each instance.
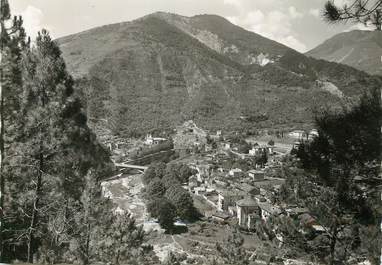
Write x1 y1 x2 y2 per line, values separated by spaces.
211 211 230 220
299 213 316 225
237 183 258 193
290 130 305 133
237 197 258 207
311 224 326 232
253 144 273 148
251 178 285 188
258 202 282 215
247 169 265 174
218 188 246 197
288 207 309 214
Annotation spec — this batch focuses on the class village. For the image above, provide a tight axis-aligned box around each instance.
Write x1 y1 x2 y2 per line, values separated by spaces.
101 120 329 264
1 0 380 264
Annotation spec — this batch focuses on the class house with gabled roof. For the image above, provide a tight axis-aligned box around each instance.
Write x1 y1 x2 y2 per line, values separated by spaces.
258 202 282 221
217 188 246 212
236 197 261 229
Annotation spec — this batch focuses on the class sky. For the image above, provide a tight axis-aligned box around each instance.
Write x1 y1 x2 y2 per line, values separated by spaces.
9 0 370 52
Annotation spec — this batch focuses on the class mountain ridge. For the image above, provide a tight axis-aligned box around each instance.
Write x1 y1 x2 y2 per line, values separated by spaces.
306 30 382 76
56 13 382 137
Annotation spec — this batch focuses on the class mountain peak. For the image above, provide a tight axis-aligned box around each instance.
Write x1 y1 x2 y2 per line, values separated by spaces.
56 12 381 137
307 30 382 76
143 11 187 20
140 12 292 65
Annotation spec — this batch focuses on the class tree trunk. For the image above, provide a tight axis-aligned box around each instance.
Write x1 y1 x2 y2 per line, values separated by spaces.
82 223 91 265
329 219 338 265
27 153 43 263
0 25 4 261
114 222 125 265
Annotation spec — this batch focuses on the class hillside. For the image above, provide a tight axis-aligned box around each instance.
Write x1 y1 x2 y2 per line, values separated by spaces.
148 12 291 65
306 30 382 76
56 13 382 137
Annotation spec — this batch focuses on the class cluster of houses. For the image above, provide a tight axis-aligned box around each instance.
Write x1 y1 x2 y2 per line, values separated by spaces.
144 134 167 145
144 122 325 238
288 129 319 150
188 165 286 228
173 120 208 152
288 129 318 140
183 141 325 241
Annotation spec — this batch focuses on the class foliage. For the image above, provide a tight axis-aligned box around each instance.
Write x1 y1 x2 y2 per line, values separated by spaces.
237 141 251 154
297 88 381 184
215 228 250 265
157 199 177 233
163 251 181 265
274 215 309 253
143 161 194 188
165 162 196 183
0 1 28 259
255 151 268 168
96 212 146 265
277 150 378 265
142 162 166 184
144 162 196 229
147 199 162 219
130 141 174 160
360 225 381 265
59 10 382 137
161 173 181 189
66 171 111 265
0 10 115 263
165 185 196 220
146 177 166 198
323 0 382 30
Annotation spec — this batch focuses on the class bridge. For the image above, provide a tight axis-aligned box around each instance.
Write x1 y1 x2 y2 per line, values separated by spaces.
103 162 148 181
114 162 148 171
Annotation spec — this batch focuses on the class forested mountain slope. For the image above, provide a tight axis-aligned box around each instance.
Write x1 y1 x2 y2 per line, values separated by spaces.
56 13 382 137
307 30 382 76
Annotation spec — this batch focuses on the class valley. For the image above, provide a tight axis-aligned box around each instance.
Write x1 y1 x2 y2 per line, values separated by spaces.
2 1 381 264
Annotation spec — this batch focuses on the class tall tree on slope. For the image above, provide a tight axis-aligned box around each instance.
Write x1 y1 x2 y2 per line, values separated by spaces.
10 29 111 262
0 0 27 259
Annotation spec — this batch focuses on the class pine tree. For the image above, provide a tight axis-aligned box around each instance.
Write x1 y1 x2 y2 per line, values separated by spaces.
68 171 111 265
7 29 111 262
97 212 146 265
0 0 27 259
323 0 382 30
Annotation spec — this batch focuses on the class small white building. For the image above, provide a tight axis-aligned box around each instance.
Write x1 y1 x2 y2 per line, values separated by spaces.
247 169 265 181
308 129 319 140
288 130 306 140
292 141 302 150
249 145 274 156
229 168 244 178
285 207 309 218
145 134 167 145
